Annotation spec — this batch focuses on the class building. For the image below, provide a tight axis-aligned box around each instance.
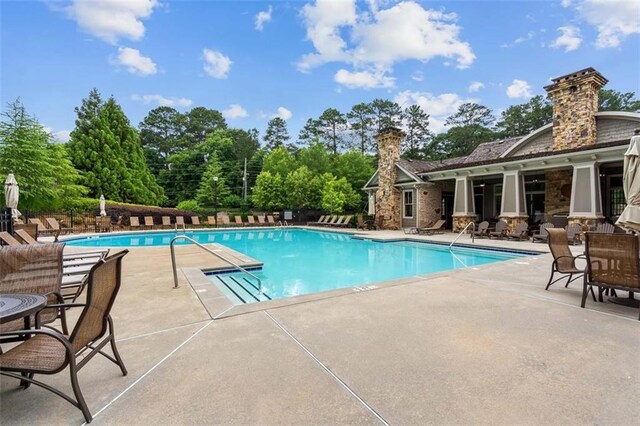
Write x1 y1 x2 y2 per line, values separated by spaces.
363 68 640 231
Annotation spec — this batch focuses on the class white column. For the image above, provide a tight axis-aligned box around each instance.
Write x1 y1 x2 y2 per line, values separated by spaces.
569 162 603 218
453 177 475 216
367 191 376 215
500 171 527 216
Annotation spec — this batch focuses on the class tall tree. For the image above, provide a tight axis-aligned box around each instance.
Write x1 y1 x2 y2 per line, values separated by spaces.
370 99 403 133
599 89 640 112
298 118 323 145
263 117 290 150
298 142 331 175
251 171 285 210
433 103 498 158
139 106 185 175
0 99 85 209
402 105 433 159
262 147 298 177
182 107 227 147
318 108 347 154
347 103 375 154
496 95 552 137
196 152 232 207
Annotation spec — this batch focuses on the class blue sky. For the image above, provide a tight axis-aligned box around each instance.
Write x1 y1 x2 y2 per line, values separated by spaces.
2 0 639 143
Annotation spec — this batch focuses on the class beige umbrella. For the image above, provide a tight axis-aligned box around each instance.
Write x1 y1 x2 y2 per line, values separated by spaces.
99 194 107 216
4 173 21 220
616 132 640 232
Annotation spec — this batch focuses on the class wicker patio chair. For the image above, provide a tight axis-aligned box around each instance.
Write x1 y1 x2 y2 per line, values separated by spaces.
545 229 594 300
472 221 489 238
489 220 508 239
565 223 583 245
0 250 130 423
506 223 529 241
0 243 68 336
583 233 640 320
532 222 554 243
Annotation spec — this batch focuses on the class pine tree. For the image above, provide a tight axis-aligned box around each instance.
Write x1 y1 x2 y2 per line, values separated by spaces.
263 117 290 150
402 104 433 159
196 152 231 206
347 103 374 154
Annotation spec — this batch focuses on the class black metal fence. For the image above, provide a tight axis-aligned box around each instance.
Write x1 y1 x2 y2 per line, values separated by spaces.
0 208 13 234
21 210 99 234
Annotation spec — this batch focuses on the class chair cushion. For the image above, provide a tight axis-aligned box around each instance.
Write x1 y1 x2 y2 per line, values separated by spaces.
0 334 67 373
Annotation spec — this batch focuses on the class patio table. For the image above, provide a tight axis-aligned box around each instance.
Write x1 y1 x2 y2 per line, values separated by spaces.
0 293 46 327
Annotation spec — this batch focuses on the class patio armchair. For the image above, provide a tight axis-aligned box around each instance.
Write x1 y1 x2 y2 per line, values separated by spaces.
545 229 593 300
472 221 489 238
0 250 130 423
489 220 508 239
565 223 583 245
532 222 554 243
417 219 446 235
161 216 172 229
129 216 141 230
506 223 529 241
582 233 640 320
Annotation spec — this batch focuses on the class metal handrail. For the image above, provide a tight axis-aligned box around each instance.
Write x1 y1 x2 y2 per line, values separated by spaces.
170 235 263 296
450 222 475 248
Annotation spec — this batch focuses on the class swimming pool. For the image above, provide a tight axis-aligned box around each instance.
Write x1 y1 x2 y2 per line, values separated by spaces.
67 229 531 304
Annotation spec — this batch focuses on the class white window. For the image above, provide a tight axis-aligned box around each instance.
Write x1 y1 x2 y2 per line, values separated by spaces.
403 190 414 218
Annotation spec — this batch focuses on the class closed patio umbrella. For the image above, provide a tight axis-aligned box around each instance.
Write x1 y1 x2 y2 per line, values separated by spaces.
616 130 640 232
4 173 21 220
99 194 107 216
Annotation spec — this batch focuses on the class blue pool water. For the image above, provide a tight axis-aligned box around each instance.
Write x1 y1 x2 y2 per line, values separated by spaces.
66 229 530 303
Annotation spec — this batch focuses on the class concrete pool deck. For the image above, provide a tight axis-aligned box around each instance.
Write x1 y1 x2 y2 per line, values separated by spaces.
1 228 639 424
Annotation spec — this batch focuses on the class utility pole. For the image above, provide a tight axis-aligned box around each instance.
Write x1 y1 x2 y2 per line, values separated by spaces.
242 157 248 201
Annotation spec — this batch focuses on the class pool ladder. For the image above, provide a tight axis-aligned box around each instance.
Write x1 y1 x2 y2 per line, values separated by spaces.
449 222 475 249
170 235 264 298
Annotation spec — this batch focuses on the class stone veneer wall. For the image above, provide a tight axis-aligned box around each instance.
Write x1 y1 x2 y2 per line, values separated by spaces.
417 183 442 228
545 169 572 216
545 69 607 151
375 129 403 230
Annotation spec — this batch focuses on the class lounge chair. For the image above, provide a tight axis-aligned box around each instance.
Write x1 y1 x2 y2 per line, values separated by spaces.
489 220 508 239
161 216 172 229
98 216 112 233
356 215 370 230
0 231 21 246
220 215 231 227
14 229 38 245
191 216 202 228
472 221 489 238
417 219 446 235
0 250 130 423
565 223 582 245
175 216 185 229
583 233 640 320
45 218 71 238
143 216 155 229
257 216 267 226
129 216 141 230
315 216 332 226
506 223 529 241
328 216 345 227
234 216 245 227
207 216 216 227
532 222 554 243
307 215 326 226
337 215 353 228
267 215 277 226
28 218 61 241
545 229 592 298
247 216 257 226
112 215 125 231
321 216 339 227
595 222 614 233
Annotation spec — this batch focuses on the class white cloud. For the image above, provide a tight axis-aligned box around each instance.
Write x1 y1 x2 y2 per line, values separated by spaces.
501 31 535 48
131 94 192 107
53 130 72 143
203 49 232 79
298 0 474 88
550 26 582 51
273 107 292 121
394 90 475 133
114 47 157 75
574 0 640 48
506 79 533 99
334 69 395 89
411 71 424 82
63 0 160 44
468 81 485 92
223 104 248 119
255 5 272 31
561 0 573 6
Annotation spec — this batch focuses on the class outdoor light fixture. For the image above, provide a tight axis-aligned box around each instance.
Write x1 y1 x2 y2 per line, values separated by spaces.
213 176 219 228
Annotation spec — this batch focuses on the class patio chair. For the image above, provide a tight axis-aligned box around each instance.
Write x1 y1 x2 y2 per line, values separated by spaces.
472 221 490 238
112 215 125 231
489 220 508 239
506 223 529 241
161 216 172 229
99 216 112 233
234 216 245 227
307 215 325 226
14 229 39 245
320 216 339 227
247 216 257 226
532 222 554 243
45 218 71 238
14 223 38 241
0 250 130 423
595 222 614 233
257 216 267 226
191 216 201 228
565 223 583 245
267 215 278 226
337 215 353 228
207 216 216 226
0 243 68 336
315 216 332 226
220 215 232 227
28 218 61 241
417 219 446 235
328 216 345 227
356 215 371 230
545 229 593 299
583 233 640 320
0 231 21 246
129 216 141 230
143 216 154 229
175 216 186 229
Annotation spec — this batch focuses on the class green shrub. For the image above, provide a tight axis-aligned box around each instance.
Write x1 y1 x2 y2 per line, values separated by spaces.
176 199 200 212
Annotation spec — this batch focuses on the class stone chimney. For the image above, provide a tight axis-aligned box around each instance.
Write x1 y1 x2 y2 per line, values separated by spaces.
544 67 608 151
375 127 404 230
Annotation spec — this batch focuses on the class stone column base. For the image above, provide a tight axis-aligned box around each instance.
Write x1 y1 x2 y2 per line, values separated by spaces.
568 216 605 231
452 215 477 232
499 215 529 232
